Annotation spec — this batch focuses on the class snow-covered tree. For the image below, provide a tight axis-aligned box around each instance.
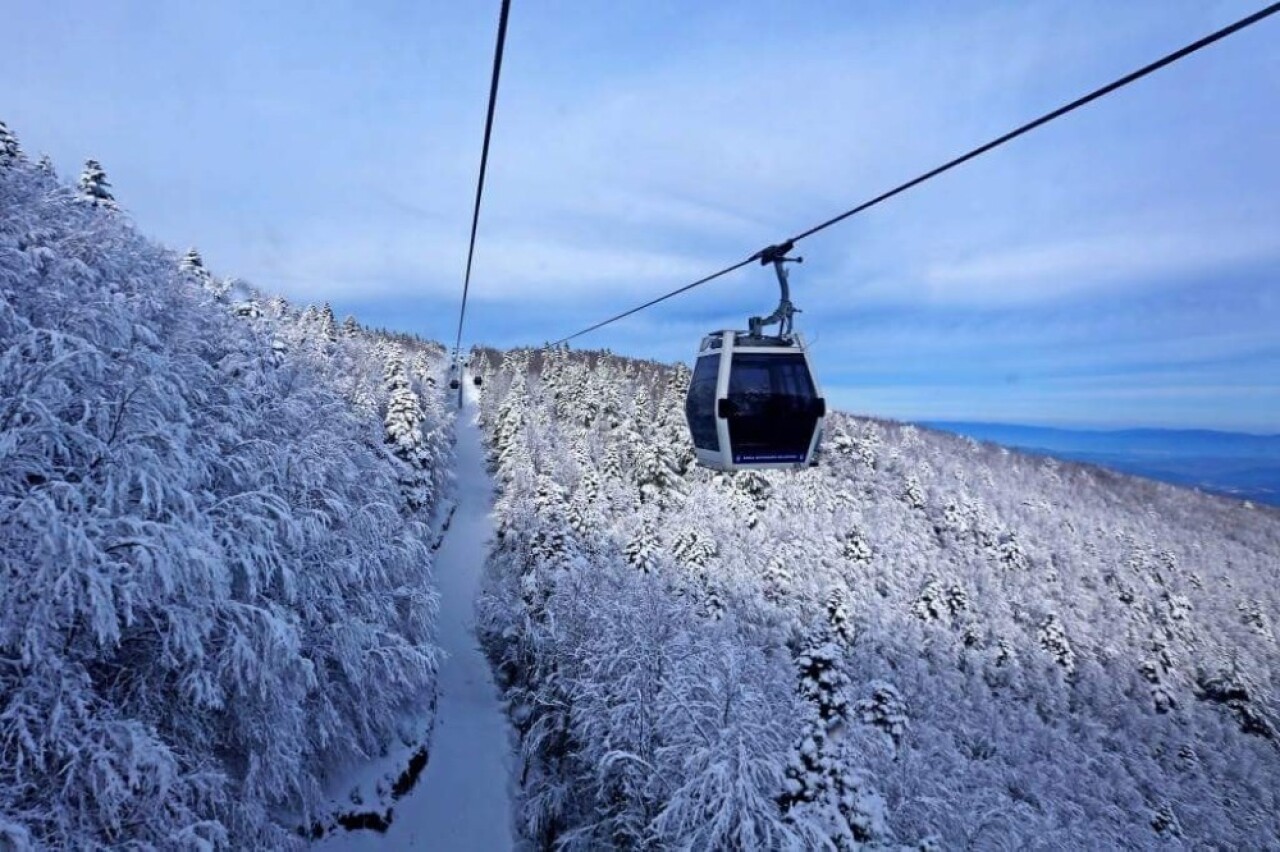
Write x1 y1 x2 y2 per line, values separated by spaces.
840 526 873 565
763 555 795 604
178 247 212 287
825 588 856 647
624 520 660 574
0 120 22 165
855 681 908 748
77 158 117 209
384 357 434 511
1038 614 1076 672
319 302 338 341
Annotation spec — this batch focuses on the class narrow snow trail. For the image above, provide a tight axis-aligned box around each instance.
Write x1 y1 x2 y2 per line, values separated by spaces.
326 388 515 849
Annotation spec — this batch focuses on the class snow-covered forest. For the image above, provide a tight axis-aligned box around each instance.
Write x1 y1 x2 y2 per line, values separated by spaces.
0 128 452 848
476 346 1280 849
6 114 1280 849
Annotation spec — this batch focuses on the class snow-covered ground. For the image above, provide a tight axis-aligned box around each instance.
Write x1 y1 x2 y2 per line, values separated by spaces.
320 384 515 850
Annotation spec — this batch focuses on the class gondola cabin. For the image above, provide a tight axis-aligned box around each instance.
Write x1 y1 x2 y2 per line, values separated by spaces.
473 375 483 387
685 330 825 471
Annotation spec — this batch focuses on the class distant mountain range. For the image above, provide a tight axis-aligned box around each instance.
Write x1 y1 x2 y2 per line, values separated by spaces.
922 422 1280 506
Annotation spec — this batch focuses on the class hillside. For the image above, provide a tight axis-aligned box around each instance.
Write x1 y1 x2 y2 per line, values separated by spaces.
475 347 1280 849
0 143 451 847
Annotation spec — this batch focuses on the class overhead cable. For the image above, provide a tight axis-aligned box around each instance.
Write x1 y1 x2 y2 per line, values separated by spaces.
552 3 1279 346
454 0 512 358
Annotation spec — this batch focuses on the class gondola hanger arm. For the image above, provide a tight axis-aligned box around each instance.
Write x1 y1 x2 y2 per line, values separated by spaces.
748 242 804 339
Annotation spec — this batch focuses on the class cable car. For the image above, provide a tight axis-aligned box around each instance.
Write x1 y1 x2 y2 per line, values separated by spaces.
684 242 825 471
473 374 483 387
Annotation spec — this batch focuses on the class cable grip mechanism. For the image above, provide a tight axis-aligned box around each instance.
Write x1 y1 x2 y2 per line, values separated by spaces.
749 241 804 339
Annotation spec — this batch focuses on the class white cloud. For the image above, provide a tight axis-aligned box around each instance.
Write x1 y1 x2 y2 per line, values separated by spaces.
238 222 717 304
915 226 1280 305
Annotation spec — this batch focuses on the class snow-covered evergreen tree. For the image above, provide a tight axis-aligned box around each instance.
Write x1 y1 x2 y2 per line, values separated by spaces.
319 301 338 341
0 120 22 165
1038 613 1077 672
178 247 212 287
625 519 660 574
826 588 856 647
77 158 117 209
384 357 434 511
855 681 909 748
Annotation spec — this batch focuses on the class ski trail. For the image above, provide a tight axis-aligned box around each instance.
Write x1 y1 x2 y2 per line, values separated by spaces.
322 386 514 849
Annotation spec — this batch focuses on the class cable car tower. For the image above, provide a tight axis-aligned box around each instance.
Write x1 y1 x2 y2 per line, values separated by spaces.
684 241 826 472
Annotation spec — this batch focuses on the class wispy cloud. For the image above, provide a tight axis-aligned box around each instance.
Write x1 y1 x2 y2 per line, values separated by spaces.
241 223 718 304
913 225 1279 306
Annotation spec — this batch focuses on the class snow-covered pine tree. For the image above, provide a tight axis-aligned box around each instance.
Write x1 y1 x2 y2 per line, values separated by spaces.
780 634 891 847
855 681 909 749
178 248 212 286
384 358 433 511
763 555 794 604
671 527 717 569
913 577 969 625
634 438 681 504
902 472 925 510
319 302 338 341
1151 802 1184 840
601 440 625 484
632 383 650 422
825 588 856 647
795 637 849 725
651 363 691 474
1038 614 1076 673
0 121 22 165
840 527 873 565
625 519 661 574
36 153 55 176
576 467 601 504
77 159 117 209
736 469 772 511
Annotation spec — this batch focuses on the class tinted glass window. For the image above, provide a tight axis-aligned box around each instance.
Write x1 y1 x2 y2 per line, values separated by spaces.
728 353 815 410
726 352 819 463
685 355 720 451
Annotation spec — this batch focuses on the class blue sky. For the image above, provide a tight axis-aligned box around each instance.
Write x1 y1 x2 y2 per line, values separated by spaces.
4 1 1278 431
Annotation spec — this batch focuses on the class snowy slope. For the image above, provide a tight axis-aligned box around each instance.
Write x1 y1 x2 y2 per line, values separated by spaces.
0 135 450 849
317 385 515 849
474 346 1280 849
